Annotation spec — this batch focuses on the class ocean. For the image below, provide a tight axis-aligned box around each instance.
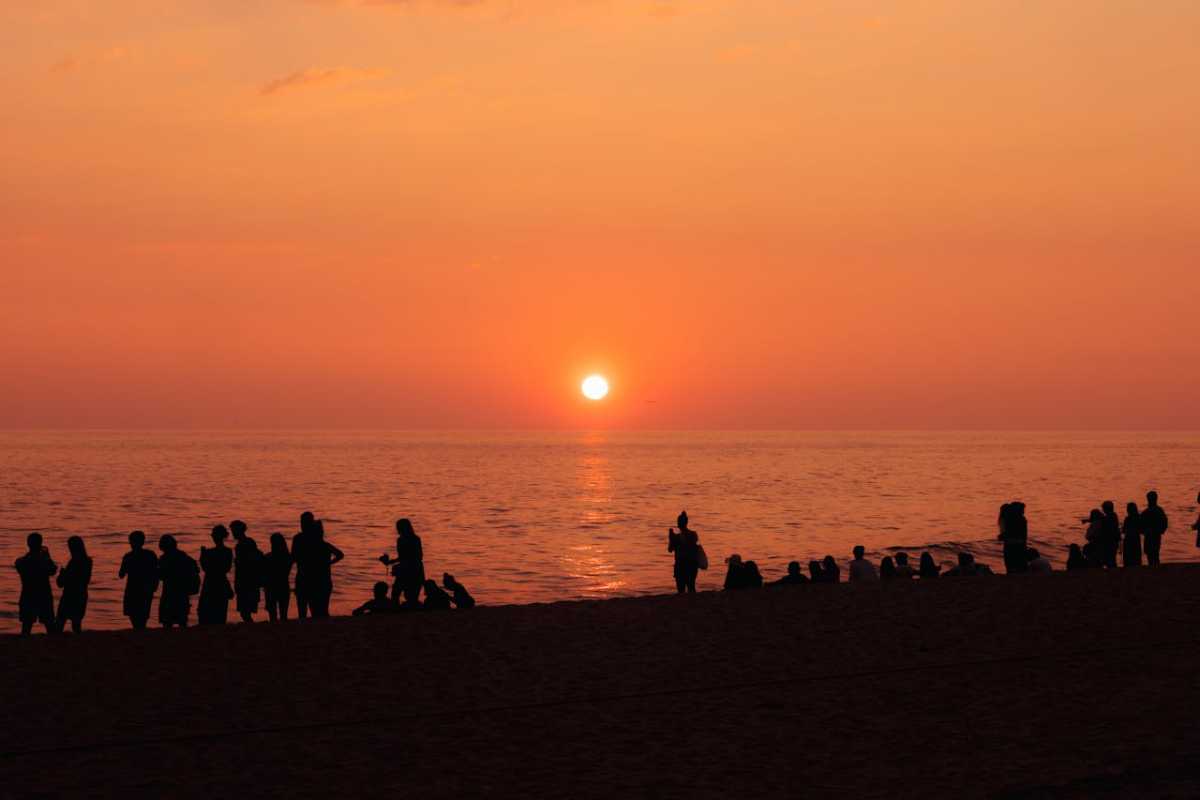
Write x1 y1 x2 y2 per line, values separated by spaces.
3 430 1198 632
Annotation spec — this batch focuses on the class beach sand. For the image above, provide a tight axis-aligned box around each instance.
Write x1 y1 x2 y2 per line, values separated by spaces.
3 566 1199 798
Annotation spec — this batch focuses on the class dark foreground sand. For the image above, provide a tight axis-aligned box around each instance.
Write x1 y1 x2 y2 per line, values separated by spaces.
4 566 1200 799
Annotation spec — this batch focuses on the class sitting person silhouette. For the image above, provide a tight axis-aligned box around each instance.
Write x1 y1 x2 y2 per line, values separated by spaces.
848 545 878 582
15 532 57 636
945 552 992 577
723 554 745 590
1066 543 1089 570
1193 491 1200 548
772 561 808 586
353 582 395 616
1026 548 1052 575
893 552 915 580
879 556 898 580
442 573 475 609
808 560 824 582
821 555 840 583
918 552 940 579
741 560 763 589
55 535 93 633
422 579 453 610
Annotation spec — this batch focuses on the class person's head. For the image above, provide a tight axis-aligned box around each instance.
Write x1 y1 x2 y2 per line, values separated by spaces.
822 555 836 568
269 532 287 554
67 535 87 559
1026 548 1040 561
1126 502 1139 517
895 552 909 566
26 532 43 552
158 534 177 553
372 581 388 601
396 518 415 538
1101 501 1114 514
1147 490 1159 507
443 572 458 589
744 560 761 578
230 520 247 540
786 560 801 577
211 525 229 545
999 503 1010 521
677 510 688 530
300 511 315 532
808 560 822 577
853 545 865 560
726 554 742 569
957 552 974 567
881 556 896 575
129 530 146 549
1088 509 1103 523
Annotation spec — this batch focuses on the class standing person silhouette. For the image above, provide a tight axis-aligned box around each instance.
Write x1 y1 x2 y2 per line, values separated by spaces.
263 533 294 622
230 520 263 623
1100 501 1121 569
1192 491 1200 548
667 511 706 593
304 520 344 618
198 525 234 625
380 518 424 607
119 531 159 630
14 533 57 636
1141 491 1169 567
292 511 316 619
1122 502 1143 568
157 535 199 629
999 502 1029 574
55 536 92 633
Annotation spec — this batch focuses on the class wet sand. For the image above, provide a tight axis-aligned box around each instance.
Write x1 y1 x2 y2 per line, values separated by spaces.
3 565 1200 798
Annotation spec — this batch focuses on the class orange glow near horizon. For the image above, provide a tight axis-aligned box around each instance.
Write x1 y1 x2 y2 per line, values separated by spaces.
2 1 1199 429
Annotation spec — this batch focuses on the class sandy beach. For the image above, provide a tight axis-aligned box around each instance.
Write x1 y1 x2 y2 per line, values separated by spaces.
4 566 1199 798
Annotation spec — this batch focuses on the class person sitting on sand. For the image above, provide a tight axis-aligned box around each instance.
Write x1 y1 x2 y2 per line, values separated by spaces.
892 552 914 580
821 555 840 583
917 552 940 579
773 561 808 586
443 573 475 609
1081 542 1104 568
1141 491 1168 566
808 560 824 582
423 579 453 610
158 534 200 629
119 531 159 630
231 520 263 623
55 536 92 634
1122 503 1142 568
1026 548 1052 575
741 561 763 589
14 532 57 636
353 582 395 616
944 552 992 577
724 554 745 590
879 556 898 581
848 546 878 582
1066 543 1089 570
1192 491 1199 548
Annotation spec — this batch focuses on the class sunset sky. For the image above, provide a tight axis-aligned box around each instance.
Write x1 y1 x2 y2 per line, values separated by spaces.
2 1 1198 429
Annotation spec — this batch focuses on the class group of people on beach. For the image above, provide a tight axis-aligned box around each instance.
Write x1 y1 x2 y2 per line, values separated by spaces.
12 514 474 636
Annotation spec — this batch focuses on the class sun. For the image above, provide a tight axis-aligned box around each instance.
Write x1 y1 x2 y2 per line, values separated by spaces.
581 374 610 401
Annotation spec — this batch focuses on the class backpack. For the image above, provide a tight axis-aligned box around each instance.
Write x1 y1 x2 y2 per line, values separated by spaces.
697 545 709 571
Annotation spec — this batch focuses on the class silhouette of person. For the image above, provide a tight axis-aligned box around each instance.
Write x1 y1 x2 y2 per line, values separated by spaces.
231 520 263 623
1026 548 1052 575
723 554 745 590
879 556 898 581
668 514 705 594
894 552 915 580
1099 501 1121 569
945 552 992 577
1066 543 1089 570
198 525 234 625
821 555 840 583
380 518 424 607
14 532 57 636
55 535 92 633
741 560 763 589
264 532 294 622
808 560 824 582
353 582 394 616
443 573 475 609
304 520 344 618
918 552 940 579
119 530 159 630
158 534 199 628
1141 491 1169 566
292 511 316 619
423 579 454 610
1193 491 1200 548
773 561 809 586
1083 509 1105 564
848 545 878 582
1122 502 1143 568
999 502 1029 574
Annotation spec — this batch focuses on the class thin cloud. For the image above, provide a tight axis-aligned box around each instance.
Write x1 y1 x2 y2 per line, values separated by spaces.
259 66 389 96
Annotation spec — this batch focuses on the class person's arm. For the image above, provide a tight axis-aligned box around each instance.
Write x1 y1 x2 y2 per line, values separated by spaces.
328 544 345 565
119 556 128 579
352 601 369 616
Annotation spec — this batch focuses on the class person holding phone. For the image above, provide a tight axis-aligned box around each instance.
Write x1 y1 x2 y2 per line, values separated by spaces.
14 532 57 636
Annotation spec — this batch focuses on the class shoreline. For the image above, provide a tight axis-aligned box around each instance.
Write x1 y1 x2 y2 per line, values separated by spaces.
5 565 1200 797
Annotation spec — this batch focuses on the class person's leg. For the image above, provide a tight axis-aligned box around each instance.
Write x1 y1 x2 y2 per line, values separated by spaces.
675 575 686 594
70 618 81 634
280 591 291 621
21 618 33 636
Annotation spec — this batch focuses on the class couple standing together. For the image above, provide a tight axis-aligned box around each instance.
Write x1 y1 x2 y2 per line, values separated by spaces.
667 511 709 593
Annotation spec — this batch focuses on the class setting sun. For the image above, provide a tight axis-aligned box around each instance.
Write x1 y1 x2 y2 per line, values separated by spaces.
581 375 610 401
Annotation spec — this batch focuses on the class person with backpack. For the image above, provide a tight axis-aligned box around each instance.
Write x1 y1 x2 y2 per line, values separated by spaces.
1141 491 1169 567
157 534 200 628
667 510 707 593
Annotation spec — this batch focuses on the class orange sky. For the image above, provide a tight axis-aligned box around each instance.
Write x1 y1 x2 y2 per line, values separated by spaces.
2 0 1198 428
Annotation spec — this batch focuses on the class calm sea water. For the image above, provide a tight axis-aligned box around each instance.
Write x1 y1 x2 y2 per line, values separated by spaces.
3 431 1198 632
